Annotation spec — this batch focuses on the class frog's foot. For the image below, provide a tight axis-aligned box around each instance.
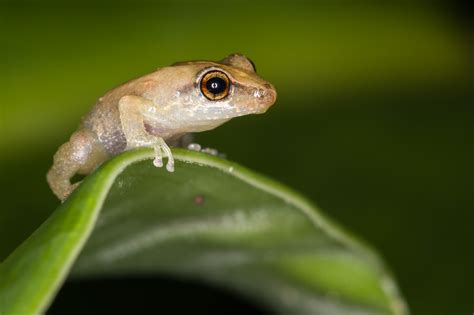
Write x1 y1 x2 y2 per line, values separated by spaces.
152 138 175 172
187 143 226 159
47 129 108 201
201 147 220 157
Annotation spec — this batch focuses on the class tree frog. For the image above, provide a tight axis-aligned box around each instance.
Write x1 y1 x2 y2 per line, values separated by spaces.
47 54 277 200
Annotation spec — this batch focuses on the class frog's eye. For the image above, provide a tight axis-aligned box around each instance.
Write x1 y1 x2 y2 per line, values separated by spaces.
200 70 230 101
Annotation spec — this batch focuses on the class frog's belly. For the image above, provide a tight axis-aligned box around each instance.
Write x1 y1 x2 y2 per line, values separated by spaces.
82 103 127 156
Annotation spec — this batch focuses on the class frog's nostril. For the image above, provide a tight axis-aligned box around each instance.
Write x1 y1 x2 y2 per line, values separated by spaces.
251 88 265 99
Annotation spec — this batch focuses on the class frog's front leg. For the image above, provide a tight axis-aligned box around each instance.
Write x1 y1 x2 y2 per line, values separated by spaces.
118 95 174 172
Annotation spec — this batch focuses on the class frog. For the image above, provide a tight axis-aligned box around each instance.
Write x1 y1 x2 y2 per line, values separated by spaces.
47 54 277 201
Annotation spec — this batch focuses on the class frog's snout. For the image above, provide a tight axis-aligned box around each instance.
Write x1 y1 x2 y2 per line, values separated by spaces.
265 83 277 105
255 83 277 113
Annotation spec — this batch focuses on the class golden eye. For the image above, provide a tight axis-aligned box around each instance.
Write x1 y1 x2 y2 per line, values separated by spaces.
200 70 230 101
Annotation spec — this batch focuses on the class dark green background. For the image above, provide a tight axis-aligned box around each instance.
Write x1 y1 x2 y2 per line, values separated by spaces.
1 2 472 314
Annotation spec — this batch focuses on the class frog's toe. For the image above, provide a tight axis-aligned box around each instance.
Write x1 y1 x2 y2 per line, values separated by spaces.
202 147 226 159
153 158 163 167
201 147 219 156
187 143 202 151
166 160 175 172
153 146 164 167
152 138 174 172
187 143 226 159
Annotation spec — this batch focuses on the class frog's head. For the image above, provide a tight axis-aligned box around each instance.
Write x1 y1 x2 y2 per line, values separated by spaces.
155 54 276 133
211 53 277 114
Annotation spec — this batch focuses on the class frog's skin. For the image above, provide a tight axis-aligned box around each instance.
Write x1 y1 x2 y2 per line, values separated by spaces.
47 54 277 200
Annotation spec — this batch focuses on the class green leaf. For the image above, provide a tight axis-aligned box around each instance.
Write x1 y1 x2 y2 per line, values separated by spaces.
0 148 408 315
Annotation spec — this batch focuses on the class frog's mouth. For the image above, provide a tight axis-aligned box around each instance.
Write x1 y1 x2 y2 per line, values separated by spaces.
144 118 232 135
190 118 233 131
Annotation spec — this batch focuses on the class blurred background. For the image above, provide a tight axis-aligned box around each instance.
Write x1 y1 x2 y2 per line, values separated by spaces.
1 1 472 314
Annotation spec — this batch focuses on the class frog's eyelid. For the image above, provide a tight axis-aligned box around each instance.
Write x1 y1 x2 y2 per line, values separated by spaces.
196 67 233 83
219 54 256 73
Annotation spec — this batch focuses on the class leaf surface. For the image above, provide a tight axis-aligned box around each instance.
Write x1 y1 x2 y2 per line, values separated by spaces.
0 148 407 315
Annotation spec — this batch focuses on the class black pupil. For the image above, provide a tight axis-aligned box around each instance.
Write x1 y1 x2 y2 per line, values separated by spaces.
206 77 227 95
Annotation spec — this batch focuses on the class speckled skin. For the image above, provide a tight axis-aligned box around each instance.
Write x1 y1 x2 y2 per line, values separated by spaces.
47 54 277 200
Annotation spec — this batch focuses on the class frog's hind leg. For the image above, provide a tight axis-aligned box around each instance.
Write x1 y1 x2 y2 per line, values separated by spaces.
47 129 108 201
